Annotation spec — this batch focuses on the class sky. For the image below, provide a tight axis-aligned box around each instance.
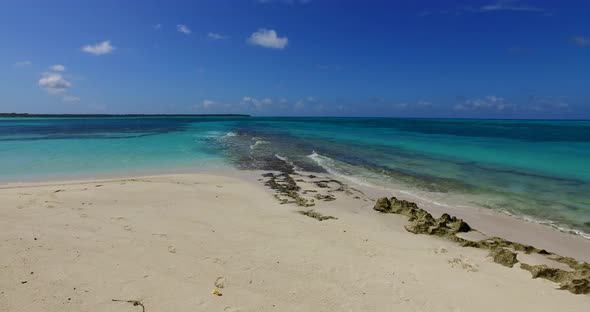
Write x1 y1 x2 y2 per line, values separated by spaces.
1 0 589 118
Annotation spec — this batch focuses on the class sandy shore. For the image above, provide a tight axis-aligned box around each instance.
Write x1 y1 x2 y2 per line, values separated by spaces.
1 172 589 311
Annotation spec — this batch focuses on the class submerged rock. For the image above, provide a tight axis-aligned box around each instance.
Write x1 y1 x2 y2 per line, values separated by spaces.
489 248 518 268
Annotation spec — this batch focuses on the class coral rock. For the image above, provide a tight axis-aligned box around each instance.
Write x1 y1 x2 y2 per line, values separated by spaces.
489 248 518 268
373 197 391 213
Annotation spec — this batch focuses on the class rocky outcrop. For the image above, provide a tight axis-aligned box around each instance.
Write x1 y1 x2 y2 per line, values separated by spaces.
373 196 590 295
520 263 590 294
373 197 392 213
263 172 314 207
489 248 518 268
458 236 547 255
373 197 471 238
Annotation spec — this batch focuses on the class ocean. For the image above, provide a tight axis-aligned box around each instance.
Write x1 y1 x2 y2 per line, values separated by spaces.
1 116 589 237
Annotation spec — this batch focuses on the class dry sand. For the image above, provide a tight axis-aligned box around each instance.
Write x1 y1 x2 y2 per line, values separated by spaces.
0 172 589 311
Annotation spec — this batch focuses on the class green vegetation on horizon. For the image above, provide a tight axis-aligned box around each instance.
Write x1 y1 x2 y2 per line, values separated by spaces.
0 113 250 118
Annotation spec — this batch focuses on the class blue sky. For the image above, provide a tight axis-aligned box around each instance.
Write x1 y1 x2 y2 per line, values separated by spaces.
1 0 589 118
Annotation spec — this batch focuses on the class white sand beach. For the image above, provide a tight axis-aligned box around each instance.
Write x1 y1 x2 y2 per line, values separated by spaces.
1 172 589 311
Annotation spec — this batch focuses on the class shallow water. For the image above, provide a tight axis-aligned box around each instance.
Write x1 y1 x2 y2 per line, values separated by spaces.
1 116 589 236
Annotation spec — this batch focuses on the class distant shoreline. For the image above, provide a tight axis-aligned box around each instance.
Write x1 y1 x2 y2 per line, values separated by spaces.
2 113 589 121
0 113 250 118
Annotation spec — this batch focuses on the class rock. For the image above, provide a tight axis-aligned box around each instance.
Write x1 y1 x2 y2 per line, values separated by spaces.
520 264 570 283
389 197 419 216
374 196 473 238
297 210 337 221
405 220 432 234
447 218 471 233
264 172 314 207
489 248 518 268
520 263 590 295
314 194 336 201
460 237 538 254
373 197 391 213
295 196 314 207
561 278 590 294
374 192 590 295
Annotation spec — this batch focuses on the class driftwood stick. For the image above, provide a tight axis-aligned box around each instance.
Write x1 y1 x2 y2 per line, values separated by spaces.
112 299 146 312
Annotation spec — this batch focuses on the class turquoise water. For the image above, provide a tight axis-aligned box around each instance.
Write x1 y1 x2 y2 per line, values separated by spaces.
1 117 589 236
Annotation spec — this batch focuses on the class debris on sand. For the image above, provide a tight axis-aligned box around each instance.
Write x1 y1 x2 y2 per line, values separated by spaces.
112 299 145 312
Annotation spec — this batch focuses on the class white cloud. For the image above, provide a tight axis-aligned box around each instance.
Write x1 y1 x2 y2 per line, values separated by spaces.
392 100 431 109
177 24 191 34
454 95 509 111
241 96 273 109
480 1 544 12
13 60 32 67
247 29 288 49
38 72 72 94
294 96 317 110
573 36 590 46
63 95 80 102
258 0 311 4
82 41 115 55
202 99 216 109
208 32 228 40
417 100 432 107
529 96 571 112
422 1 548 16
153 23 162 30
50 64 65 72
294 100 305 109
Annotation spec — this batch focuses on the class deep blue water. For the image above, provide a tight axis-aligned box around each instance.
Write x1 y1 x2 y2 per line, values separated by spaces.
1 116 589 236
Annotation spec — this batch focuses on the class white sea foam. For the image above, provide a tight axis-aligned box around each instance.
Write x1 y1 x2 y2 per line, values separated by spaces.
195 131 224 140
499 209 590 239
307 151 590 240
275 154 288 162
250 140 269 150
307 151 381 189
275 154 302 171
